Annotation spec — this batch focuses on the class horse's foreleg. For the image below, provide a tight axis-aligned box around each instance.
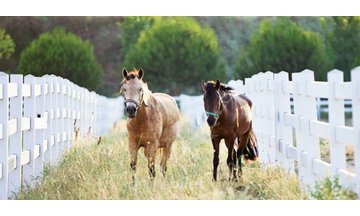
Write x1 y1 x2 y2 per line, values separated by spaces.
145 146 157 180
160 146 171 177
232 146 237 181
236 147 243 182
212 137 221 181
129 141 139 184
225 137 236 181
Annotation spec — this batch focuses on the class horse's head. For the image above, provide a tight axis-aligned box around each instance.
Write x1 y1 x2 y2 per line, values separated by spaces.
202 80 222 127
120 68 149 118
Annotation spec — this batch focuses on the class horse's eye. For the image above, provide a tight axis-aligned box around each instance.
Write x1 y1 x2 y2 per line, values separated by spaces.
139 88 142 93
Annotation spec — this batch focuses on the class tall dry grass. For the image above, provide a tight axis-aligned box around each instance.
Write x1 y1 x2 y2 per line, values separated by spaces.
15 119 306 200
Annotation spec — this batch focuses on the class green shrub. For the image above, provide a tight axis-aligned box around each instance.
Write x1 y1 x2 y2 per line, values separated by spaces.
235 17 333 81
18 27 103 91
122 17 225 95
311 176 357 200
0 28 15 60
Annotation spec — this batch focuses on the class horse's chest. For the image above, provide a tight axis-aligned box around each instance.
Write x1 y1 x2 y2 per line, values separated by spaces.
127 117 163 142
211 123 245 139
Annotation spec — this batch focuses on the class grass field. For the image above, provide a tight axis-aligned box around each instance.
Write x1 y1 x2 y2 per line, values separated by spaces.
15 119 307 200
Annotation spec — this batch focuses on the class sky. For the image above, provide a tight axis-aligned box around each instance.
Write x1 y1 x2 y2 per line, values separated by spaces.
2 0 359 16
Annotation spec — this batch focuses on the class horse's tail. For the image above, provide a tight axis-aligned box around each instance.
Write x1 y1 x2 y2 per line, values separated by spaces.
242 127 258 162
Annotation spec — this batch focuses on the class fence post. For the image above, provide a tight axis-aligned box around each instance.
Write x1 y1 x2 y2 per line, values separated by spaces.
84 89 89 136
328 70 346 179
58 77 64 157
8 74 23 197
0 72 9 199
96 95 101 136
263 72 276 163
50 75 58 162
70 82 76 145
91 92 96 136
34 77 45 181
23 75 36 186
351 67 360 197
43 75 52 163
292 70 320 189
75 86 80 141
80 88 85 138
64 79 70 150
274 71 295 173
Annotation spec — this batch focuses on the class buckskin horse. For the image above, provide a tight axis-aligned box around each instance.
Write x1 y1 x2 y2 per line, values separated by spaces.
120 68 181 180
202 80 258 181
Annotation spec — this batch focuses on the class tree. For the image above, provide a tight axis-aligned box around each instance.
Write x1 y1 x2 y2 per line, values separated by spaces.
117 16 155 57
18 27 103 91
122 17 225 95
324 17 360 81
0 28 15 60
235 17 333 81
196 17 263 80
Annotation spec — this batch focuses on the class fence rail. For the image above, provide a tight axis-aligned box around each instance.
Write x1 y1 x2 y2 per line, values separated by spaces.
0 72 123 199
177 67 360 197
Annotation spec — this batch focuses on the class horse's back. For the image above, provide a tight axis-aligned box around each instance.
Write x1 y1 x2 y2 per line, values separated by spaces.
153 93 180 115
238 94 252 108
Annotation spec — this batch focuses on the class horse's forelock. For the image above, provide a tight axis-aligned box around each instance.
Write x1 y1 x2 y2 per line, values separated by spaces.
205 81 233 93
128 73 136 80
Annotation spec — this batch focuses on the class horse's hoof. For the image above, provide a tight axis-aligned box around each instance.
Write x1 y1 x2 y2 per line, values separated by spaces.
235 185 245 191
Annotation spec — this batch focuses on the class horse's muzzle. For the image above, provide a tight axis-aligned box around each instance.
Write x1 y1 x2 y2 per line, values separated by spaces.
126 105 137 118
207 116 216 127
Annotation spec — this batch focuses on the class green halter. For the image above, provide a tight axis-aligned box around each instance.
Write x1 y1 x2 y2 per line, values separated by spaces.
205 97 222 119
205 111 220 118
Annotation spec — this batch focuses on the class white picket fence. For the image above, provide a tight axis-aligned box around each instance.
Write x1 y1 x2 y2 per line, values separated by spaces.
177 67 360 197
1 67 359 199
0 72 123 199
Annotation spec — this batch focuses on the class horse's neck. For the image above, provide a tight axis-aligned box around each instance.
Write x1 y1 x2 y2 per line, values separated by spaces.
218 95 234 122
134 90 153 120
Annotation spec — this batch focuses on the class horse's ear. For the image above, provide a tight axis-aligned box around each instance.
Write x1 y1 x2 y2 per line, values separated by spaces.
215 80 221 90
122 68 128 78
138 68 144 80
201 80 206 92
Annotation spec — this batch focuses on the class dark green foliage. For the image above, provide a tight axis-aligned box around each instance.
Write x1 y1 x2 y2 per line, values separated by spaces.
195 17 263 79
235 17 333 81
0 28 15 60
324 17 360 81
117 16 155 57
122 17 225 95
311 176 357 200
0 17 122 96
18 27 103 91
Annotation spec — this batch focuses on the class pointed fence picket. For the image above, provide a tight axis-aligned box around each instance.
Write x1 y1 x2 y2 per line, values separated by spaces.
0 73 123 199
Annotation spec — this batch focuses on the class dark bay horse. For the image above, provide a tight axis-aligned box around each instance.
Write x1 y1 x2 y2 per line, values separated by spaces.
120 68 181 180
203 80 258 181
